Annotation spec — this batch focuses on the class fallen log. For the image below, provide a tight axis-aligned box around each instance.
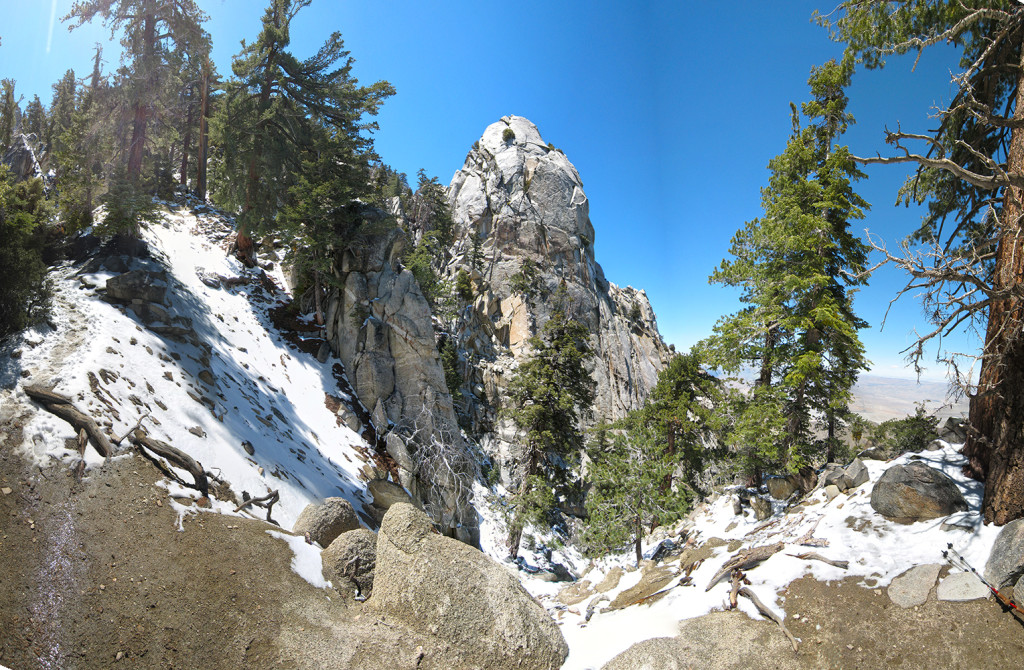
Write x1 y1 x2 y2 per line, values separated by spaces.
738 586 799 652
131 432 209 497
23 384 112 458
706 542 784 591
787 552 849 570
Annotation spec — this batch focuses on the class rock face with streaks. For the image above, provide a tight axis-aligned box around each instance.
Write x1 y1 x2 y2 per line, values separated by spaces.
321 116 672 536
437 116 672 487
323 224 478 545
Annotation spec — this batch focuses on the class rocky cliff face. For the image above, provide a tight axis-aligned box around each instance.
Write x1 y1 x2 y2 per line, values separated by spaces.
322 115 672 510
440 116 673 485
324 225 478 545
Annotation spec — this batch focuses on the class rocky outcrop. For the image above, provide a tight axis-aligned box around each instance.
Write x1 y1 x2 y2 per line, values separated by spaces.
323 226 478 545
440 116 672 486
1 134 41 182
869 462 968 521
368 503 568 669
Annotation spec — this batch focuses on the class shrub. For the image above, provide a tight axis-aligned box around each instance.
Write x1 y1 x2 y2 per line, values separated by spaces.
509 258 538 297
0 171 51 340
455 269 473 303
872 404 939 456
502 127 515 143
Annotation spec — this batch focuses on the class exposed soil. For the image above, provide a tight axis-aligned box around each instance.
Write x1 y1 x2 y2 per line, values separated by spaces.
0 421 460 670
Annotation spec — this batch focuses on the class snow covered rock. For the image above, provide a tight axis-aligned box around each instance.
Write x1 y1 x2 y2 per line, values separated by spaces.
869 462 968 521
293 497 359 547
368 503 568 669
983 518 1024 590
1 134 41 182
887 564 941 608
321 528 377 599
105 270 169 305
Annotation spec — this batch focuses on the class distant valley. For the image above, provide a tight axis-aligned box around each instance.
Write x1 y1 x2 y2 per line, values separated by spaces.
851 374 968 424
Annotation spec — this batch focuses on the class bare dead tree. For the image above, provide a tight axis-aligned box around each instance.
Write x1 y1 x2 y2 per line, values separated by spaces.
397 403 476 537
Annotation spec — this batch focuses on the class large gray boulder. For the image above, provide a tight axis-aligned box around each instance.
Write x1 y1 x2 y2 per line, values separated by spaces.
602 610 794 670
869 462 968 521
321 528 377 598
105 271 168 305
984 518 1024 590
1 134 40 182
368 503 567 669
293 497 359 547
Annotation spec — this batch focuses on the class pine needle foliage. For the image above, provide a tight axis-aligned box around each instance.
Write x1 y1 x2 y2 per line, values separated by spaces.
505 285 596 558
701 58 871 477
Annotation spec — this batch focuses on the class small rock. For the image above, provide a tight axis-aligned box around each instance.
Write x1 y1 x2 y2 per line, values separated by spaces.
750 495 772 521
824 484 841 501
1 487 11 495
845 458 870 489
187 426 206 438
937 571 990 602
198 370 216 386
888 564 942 608
242 441 255 456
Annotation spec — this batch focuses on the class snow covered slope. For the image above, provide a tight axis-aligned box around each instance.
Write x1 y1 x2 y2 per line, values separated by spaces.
2 200 376 531
515 443 1002 670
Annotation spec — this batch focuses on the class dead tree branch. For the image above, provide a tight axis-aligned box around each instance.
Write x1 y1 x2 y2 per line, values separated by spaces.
23 384 112 458
234 490 280 523
130 431 209 497
706 542 784 591
738 586 800 653
787 552 849 569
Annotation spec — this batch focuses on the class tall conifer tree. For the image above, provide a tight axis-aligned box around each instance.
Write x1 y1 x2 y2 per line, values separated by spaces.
820 0 1024 524
213 0 393 265
702 58 870 476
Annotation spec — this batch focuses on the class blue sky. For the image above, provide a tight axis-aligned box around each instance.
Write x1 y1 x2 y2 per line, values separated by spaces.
1 1 978 381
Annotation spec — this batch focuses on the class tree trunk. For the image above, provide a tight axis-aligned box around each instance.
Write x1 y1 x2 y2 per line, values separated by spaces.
507 450 538 559
180 97 193 187
964 47 1024 525
126 12 156 183
195 61 210 200
634 516 642 567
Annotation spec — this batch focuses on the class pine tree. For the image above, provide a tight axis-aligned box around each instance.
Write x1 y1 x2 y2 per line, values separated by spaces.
53 45 108 232
584 351 725 565
0 79 18 149
701 59 870 477
819 1 1024 524
584 424 688 566
24 95 45 143
65 0 208 184
48 70 77 155
0 167 50 340
505 285 596 558
213 0 393 264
